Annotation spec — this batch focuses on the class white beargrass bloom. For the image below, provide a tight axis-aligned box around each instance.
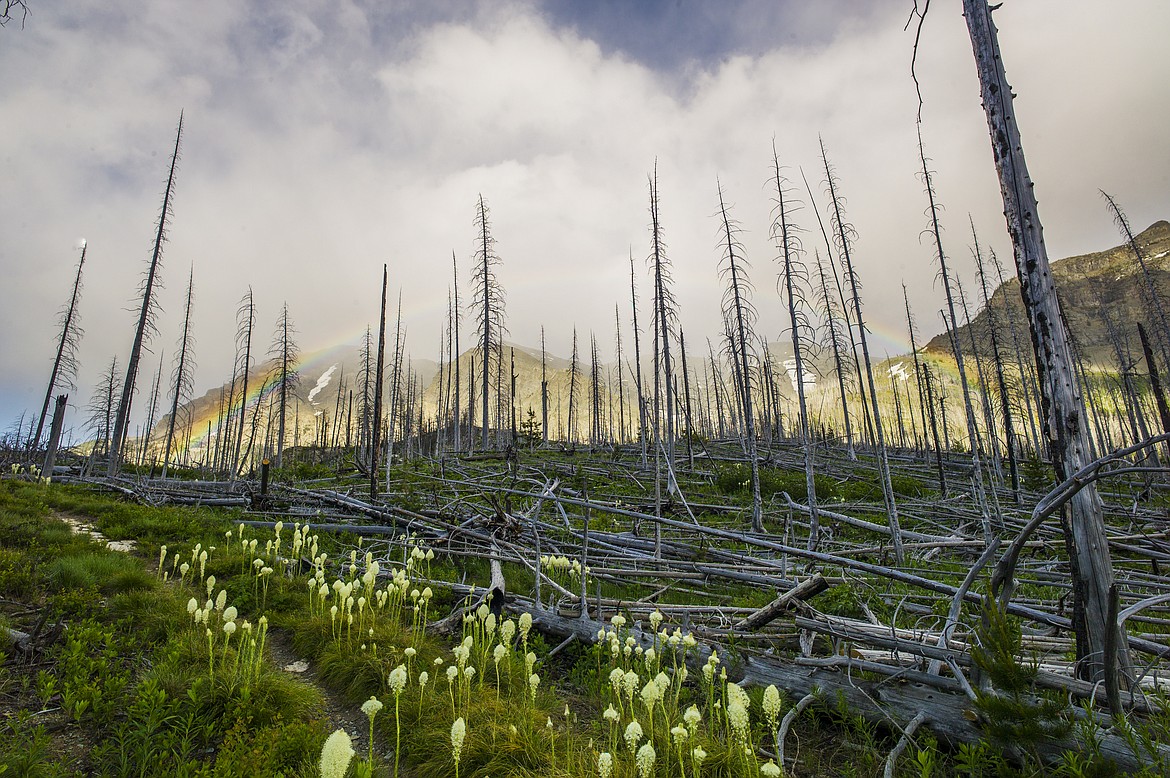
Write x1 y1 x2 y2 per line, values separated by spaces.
519 612 532 640
319 729 355 778
404 647 417 659
761 760 782 777
528 672 540 700
223 606 238 623
187 597 198 614
205 575 215 598
635 742 656 778
603 704 619 723
727 701 750 739
215 589 227 612
692 746 707 765
763 684 782 727
447 665 459 683
493 644 506 664
418 670 429 692
223 621 236 636
597 751 613 778
670 725 688 745
649 610 663 630
684 704 702 732
611 614 626 629
624 720 643 754
362 696 383 719
640 679 662 709
450 717 466 762
388 664 408 694
727 682 750 712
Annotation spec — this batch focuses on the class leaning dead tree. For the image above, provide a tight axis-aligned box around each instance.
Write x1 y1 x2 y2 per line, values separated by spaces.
472 195 506 451
964 0 1131 683
371 265 388 499
161 268 196 478
108 112 182 476
231 287 256 478
33 241 87 453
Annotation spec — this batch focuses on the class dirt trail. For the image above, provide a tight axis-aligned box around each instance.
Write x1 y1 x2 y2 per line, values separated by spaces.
264 628 390 764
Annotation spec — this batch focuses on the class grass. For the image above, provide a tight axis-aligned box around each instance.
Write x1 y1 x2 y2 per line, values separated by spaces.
0 471 1166 777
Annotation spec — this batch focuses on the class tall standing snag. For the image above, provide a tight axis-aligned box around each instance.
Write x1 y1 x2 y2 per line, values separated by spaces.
33 242 87 452
161 268 196 478
108 112 183 476
471 195 506 451
963 0 1130 683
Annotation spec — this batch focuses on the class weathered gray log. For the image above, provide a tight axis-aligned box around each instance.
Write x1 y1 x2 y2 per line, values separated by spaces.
733 575 828 631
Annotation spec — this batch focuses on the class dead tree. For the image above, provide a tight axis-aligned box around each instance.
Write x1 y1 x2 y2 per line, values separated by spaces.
86 357 121 464
630 252 648 463
161 268 196 478
269 302 300 469
821 141 904 561
1101 190 1170 363
771 147 819 548
108 112 182 476
964 0 1132 683
451 252 462 453
139 354 164 467
33 242 87 452
917 129 992 541
370 265 387 499
614 305 627 444
472 195 506 451
567 326 580 446
231 288 256 478
648 165 677 464
540 327 549 445
713 183 763 531
973 224 1021 498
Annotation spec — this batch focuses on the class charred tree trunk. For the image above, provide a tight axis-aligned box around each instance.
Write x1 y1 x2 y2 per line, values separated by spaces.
162 268 196 478
964 0 1131 681
34 242 87 452
370 265 388 500
108 113 182 476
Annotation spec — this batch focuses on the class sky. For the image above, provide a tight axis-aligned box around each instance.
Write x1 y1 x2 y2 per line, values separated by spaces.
2 0 1169 439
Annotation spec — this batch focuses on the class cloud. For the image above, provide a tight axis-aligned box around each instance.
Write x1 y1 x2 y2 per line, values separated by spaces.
1 0 1168 437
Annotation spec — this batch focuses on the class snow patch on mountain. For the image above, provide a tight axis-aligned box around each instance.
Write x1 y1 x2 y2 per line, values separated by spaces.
307 364 338 405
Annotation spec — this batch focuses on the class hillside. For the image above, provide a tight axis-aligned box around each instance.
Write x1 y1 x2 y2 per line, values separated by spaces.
926 220 1170 365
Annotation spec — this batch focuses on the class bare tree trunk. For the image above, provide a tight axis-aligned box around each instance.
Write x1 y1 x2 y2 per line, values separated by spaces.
772 149 819 548
963 0 1131 681
231 288 255 478
540 326 549 445
630 253 648 464
34 243 87 452
452 252 462 454
821 141 903 561
108 113 182 476
162 268 196 478
370 265 388 500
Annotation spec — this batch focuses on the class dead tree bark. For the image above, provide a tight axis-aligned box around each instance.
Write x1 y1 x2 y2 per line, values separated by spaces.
771 147 819 547
162 268 196 478
821 140 903 561
472 195 506 451
715 182 763 532
231 288 255 478
108 112 182 476
964 0 1131 681
34 242 87 452
370 265 388 500
452 252 462 454
630 252 648 463
42 395 67 479
271 302 300 469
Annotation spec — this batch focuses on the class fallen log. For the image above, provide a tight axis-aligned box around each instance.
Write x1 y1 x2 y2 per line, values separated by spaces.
734 575 828 631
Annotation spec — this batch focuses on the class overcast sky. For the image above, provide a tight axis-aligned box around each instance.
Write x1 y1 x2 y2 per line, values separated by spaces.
2 0 1168 437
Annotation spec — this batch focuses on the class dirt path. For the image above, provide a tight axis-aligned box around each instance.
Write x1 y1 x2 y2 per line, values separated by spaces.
264 628 390 764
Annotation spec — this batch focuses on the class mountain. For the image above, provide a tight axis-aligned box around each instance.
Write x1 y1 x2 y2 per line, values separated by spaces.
925 220 1170 365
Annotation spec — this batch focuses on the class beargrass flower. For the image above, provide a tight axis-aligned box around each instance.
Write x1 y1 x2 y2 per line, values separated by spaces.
728 701 750 740
624 720 642 755
597 751 613 778
603 705 619 723
451 717 466 778
388 664 408 694
187 597 198 615
223 606 237 623
361 697 382 766
684 704 702 733
319 729 355 778
761 760 782 777
636 742 656 778
519 612 532 641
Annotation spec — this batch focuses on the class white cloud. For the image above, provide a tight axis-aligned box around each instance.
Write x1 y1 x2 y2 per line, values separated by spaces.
2 0 1168 434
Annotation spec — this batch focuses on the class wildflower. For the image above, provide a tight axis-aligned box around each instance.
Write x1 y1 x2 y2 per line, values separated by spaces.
464 666 475 681
451 717 467 776
692 746 707 765
362 696 383 719
761 760 782 777
763 684 782 728
611 614 626 629
404 647 416 659
388 664 408 694
418 670 429 692
727 701 750 740
624 720 643 755
434 656 445 666
447 665 459 683
603 704 619 723
670 725 688 745
640 679 662 709
683 705 702 732
635 742 656 778
223 605 238 623
727 682 750 712
319 729 355 778
682 633 697 649
649 610 663 630
528 672 540 702
215 589 227 612
519 612 533 640
493 644 506 665
186 597 198 614
223 621 237 637
597 751 613 778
